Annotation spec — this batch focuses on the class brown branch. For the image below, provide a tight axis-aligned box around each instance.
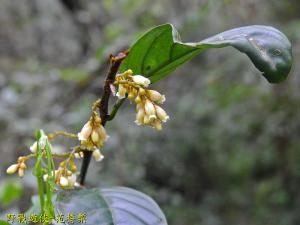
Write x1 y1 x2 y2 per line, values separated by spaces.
79 51 128 185
99 52 128 125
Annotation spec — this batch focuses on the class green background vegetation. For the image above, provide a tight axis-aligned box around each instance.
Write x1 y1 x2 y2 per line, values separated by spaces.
0 0 299 224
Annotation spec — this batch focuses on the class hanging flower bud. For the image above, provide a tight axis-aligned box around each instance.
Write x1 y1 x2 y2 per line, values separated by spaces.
155 105 169 122
147 90 165 103
143 115 151 124
6 164 19 174
59 176 69 187
67 174 76 187
19 162 27 170
138 88 146 95
18 169 25 177
151 119 162 131
135 95 142 104
135 108 145 125
116 84 127 99
92 149 104 162
78 121 93 142
132 75 151 87
30 141 37 153
91 130 100 143
74 152 84 159
144 100 156 120
97 126 109 142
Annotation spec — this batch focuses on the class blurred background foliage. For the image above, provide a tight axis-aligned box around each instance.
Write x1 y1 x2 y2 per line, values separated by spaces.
0 0 300 224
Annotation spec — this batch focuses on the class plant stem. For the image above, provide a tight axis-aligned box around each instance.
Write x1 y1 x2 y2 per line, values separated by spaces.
48 131 78 140
37 176 45 213
107 98 126 121
79 51 128 185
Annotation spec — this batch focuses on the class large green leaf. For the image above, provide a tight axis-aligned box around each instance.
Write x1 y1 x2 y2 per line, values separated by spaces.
55 187 167 225
0 220 11 225
0 179 23 207
120 24 292 83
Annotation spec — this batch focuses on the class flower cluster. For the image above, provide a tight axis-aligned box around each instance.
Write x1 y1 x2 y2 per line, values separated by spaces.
74 149 104 162
115 69 169 130
6 157 27 177
44 164 77 189
78 114 109 152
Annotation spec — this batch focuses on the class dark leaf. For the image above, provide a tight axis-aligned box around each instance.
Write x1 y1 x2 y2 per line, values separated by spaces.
120 24 292 83
55 187 168 225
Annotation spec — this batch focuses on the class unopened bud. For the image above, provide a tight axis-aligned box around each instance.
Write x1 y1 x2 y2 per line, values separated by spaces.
78 121 92 141
67 174 76 187
143 115 150 124
132 75 150 87
92 149 104 162
91 130 100 143
70 164 77 172
18 168 25 177
60 176 69 187
152 120 162 130
155 105 169 122
144 100 155 116
74 153 81 159
6 164 18 174
139 88 146 95
135 108 145 125
98 126 109 142
30 141 37 153
147 90 165 103
66 170 72 176
116 84 127 99
135 95 142 103
19 162 27 170
128 92 135 100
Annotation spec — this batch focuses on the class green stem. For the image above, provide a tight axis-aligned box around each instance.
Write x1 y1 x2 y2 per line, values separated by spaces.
48 131 78 140
37 168 45 214
107 98 126 121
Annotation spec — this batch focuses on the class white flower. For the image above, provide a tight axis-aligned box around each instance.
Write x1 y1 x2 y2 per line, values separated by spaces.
92 149 104 162
67 174 77 187
132 75 151 87
91 130 100 143
135 108 145 125
78 116 109 149
18 169 25 177
30 141 37 153
116 84 127 99
78 121 92 141
147 90 165 103
59 176 69 187
155 105 169 122
96 126 109 142
144 100 156 120
151 119 162 131
74 152 84 159
6 164 18 174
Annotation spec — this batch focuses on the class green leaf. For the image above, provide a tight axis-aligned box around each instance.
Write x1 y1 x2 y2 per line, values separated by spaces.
0 179 23 207
0 220 12 225
55 187 168 225
120 24 292 83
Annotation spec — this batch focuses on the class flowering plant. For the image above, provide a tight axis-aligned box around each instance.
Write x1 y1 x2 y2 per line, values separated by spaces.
6 24 292 225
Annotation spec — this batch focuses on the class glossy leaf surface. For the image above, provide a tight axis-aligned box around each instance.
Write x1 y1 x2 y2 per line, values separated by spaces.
56 187 168 225
120 24 292 83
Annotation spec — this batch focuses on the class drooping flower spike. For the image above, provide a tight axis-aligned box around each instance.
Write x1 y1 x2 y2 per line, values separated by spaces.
115 69 169 130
